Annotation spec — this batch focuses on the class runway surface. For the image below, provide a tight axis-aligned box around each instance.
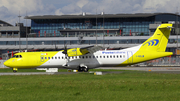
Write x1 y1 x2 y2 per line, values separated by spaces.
98 67 180 71
1 67 180 75
98 67 180 74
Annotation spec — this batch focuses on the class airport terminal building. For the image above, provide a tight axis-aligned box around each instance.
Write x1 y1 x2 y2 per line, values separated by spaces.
0 13 180 60
26 13 180 37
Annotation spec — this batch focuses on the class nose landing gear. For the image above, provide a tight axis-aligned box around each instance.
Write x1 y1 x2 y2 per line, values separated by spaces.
13 68 18 73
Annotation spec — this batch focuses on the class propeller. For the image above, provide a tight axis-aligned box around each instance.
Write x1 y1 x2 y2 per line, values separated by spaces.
62 45 67 55
62 44 69 66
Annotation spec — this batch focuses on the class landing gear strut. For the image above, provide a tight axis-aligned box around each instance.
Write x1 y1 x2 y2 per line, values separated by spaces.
13 68 18 73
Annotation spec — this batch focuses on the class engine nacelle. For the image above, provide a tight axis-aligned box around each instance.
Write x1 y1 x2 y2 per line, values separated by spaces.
67 48 89 57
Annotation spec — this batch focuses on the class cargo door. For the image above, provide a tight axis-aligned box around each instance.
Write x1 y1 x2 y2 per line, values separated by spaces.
127 51 133 63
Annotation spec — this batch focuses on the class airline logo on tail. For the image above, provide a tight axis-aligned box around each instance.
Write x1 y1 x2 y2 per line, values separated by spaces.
143 39 159 46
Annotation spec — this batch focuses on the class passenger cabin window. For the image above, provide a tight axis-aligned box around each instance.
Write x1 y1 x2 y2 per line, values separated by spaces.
45 57 47 59
58 57 60 59
55 57 57 59
48 57 50 59
52 57 53 59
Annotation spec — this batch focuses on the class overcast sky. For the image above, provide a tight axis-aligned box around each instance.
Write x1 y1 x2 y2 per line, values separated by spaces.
0 0 180 26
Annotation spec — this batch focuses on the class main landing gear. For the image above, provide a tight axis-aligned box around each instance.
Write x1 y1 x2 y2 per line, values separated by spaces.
78 67 89 72
13 68 18 73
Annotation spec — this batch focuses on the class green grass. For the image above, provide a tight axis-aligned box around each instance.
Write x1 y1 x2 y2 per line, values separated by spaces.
0 71 180 101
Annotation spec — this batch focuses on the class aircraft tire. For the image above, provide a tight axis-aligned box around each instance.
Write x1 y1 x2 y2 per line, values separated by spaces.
13 70 17 73
78 67 84 72
83 68 89 72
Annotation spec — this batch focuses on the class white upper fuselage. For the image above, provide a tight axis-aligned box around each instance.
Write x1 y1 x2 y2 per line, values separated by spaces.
39 45 141 69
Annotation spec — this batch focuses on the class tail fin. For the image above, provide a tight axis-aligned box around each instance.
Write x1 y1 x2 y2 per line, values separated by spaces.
140 24 173 52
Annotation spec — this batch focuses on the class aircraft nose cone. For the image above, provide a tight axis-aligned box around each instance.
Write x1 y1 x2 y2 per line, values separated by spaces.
4 60 10 67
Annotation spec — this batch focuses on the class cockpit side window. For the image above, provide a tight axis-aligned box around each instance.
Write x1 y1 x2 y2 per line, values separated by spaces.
19 55 22 58
16 55 19 58
13 55 16 58
13 55 22 58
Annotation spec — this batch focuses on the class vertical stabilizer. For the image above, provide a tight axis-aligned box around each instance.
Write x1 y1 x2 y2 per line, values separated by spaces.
139 24 173 52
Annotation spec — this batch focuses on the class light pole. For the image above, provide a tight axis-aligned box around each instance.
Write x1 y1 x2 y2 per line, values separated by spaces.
176 8 179 50
26 11 28 50
18 11 21 51
96 9 97 45
101 10 105 48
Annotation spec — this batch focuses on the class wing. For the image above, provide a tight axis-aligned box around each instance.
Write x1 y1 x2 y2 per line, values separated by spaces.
80 45 103 54
66 45 103 57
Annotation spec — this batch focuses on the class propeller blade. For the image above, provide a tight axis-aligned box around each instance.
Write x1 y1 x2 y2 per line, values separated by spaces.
62 44 68 54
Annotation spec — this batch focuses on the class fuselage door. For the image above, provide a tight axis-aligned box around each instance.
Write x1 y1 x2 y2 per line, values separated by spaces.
127 51 133 63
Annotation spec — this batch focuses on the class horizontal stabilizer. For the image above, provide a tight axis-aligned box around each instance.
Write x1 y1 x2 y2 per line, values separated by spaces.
159 26 174 29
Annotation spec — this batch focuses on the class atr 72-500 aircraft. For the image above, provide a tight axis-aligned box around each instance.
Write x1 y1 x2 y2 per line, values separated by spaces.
4 24 173 72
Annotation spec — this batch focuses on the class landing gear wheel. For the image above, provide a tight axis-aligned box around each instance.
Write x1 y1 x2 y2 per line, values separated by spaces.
78 67 89 72
13 68 18 73
13 70 17 73
78 67 84 72
83 68 89 72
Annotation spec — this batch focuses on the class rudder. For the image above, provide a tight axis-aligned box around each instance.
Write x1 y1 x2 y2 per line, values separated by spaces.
140 24 173 52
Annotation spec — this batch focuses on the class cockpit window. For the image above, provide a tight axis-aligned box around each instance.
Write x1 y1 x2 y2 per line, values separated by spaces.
13 55 22 58
16 55 19 58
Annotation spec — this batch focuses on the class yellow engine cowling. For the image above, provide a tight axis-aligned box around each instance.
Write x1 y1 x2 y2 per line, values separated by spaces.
67 48 89 57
